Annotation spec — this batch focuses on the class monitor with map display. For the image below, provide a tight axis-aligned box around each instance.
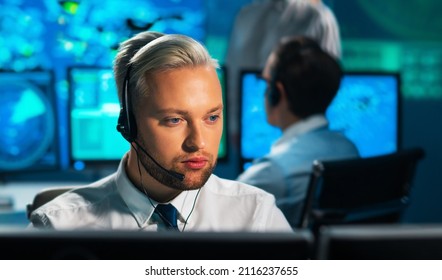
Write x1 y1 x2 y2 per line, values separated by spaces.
0 71 59 174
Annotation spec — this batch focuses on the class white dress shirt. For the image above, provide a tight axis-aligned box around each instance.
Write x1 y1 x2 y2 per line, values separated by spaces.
30 154 292 232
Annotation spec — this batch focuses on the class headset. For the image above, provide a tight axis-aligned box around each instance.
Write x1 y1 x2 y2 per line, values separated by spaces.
116 65 137 142
116 65 185 181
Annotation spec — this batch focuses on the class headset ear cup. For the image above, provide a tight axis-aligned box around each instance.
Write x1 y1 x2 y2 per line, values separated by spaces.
117 100 137 142
117 108 134 142
128 109 137 140
116 65 137 143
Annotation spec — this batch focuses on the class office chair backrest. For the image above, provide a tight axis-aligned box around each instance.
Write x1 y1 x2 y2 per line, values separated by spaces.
299 147 425 230
26 186 74 220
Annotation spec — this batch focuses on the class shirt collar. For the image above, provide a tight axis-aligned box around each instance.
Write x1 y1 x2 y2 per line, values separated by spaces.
273 114 328 147
115 154 201 228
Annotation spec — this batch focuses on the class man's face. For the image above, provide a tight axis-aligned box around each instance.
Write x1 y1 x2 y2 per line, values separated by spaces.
136 66 223 191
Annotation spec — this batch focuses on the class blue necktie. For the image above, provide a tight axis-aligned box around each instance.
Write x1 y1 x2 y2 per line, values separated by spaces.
155 204 179 231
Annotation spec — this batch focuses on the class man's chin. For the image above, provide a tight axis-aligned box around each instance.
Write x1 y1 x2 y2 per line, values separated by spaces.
180 168 213 189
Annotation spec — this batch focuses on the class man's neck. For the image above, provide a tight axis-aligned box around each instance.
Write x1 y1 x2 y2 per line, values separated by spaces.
279 113 301 131
125 150 182 203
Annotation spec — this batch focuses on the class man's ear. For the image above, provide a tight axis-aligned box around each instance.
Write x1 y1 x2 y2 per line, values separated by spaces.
275 81 288 107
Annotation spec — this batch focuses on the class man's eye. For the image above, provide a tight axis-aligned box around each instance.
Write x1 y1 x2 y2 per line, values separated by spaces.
208 115 220 123
167 118 181 124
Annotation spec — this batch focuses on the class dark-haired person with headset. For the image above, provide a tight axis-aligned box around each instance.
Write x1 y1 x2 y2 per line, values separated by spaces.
29 31 292 232
237 36 359 228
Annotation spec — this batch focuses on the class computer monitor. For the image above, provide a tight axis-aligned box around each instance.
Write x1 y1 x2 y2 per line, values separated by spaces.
317 224 442 260
239 70 401 170
68 67 127 170
68 66 228 170
0 230 313 260
0 71 59 174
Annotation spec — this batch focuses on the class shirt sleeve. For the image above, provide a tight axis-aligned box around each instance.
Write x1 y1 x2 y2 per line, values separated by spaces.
265 202 294 232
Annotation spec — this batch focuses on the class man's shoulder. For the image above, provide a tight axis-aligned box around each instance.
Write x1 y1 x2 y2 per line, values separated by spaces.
30 174 117 218
205 174 274 198
296 128 360 158
267 127 359 167
299 127 354 145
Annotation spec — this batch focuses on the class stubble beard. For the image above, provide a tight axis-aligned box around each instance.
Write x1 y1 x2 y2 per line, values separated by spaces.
138 149 217 191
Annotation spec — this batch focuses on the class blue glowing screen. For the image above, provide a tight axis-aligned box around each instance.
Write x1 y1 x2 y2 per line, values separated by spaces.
69 67 128 168
0 71 58 172
240 71 400 163
0 0 206 72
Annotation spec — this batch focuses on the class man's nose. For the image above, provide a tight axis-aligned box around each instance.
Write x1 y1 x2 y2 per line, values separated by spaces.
183 123 206 152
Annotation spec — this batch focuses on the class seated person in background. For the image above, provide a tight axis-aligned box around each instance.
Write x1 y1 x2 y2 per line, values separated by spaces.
30 31 292 232
225 0 341 145
237 36 359 228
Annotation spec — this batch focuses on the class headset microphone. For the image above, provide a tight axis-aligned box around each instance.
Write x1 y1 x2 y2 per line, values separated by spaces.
134 141 185 181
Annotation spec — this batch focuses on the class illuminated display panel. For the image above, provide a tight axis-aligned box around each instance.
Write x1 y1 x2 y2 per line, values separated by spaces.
240 70 400 169
69 67 128 169
0 71 59 173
